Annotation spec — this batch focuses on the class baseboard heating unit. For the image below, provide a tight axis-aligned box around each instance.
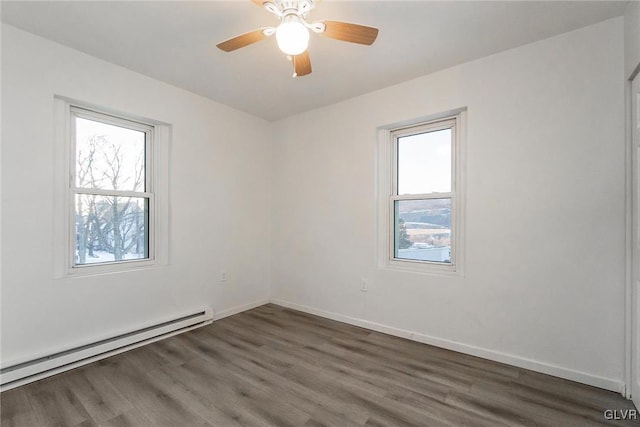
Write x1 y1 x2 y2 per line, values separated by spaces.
0 307 214 391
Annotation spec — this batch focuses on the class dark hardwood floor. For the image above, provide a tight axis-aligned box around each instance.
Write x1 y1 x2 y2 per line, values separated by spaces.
1 304 637 426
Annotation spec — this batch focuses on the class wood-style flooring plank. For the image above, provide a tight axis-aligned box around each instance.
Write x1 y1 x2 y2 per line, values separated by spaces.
1 303 637 426
101 408 155 427
0 386 39 427
91 355 213 427
24 375 93 426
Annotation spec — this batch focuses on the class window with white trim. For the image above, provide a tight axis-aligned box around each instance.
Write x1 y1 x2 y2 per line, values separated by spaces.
70 107 153 267
54 98 169 277
378 111 465 275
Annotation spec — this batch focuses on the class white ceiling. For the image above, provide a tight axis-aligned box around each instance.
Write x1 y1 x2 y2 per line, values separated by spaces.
1 0 629 121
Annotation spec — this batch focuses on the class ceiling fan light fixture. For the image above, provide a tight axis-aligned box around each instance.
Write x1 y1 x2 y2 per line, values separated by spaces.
217 0 379 77
276 16 309 56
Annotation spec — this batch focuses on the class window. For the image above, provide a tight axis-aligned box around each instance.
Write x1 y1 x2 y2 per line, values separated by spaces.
70 108 153 267
378 111 465 275
54 97 170 276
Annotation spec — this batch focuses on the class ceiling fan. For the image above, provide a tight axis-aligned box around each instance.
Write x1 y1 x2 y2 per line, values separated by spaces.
216 0 379 77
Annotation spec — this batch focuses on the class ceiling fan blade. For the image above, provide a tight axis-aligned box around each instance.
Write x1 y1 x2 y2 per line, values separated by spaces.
216 28 271 52
320 20 378 45
293 51 312 77
251 0 267 6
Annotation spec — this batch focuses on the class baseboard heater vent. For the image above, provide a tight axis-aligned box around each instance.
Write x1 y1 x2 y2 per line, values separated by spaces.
0 308 213 391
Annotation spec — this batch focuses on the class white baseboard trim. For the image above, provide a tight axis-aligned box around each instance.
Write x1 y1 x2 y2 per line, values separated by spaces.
270 298 625 395
214 298 270 321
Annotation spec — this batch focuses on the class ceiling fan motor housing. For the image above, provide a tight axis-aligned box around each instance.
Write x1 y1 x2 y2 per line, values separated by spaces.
270 0 313 17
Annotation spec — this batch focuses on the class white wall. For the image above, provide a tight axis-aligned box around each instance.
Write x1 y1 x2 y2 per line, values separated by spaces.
625 0 640 79
1 24 272 364
271 18 627 391
1 15 630 393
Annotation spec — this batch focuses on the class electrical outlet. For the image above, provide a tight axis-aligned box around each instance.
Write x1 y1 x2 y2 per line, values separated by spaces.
220 271 228 282
360 278 368 292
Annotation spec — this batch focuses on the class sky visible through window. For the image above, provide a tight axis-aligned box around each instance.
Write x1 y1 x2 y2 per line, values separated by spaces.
397 128 451 195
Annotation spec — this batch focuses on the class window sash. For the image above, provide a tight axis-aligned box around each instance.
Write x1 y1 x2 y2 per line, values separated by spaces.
391 118 456 197
73 194 151 267
73 187 153 199
389 197 455 265
391 193 453 202
70 107 153 194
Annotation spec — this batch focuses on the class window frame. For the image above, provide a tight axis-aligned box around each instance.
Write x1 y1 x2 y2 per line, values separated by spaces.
377 109 466 276
69 106 155 270
54 97 170 278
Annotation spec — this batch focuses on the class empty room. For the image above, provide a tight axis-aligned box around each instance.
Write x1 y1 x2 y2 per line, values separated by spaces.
2 0 640 425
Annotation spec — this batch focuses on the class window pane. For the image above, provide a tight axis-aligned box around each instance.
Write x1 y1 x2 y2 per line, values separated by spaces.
397 128 451 195
75 195 149 265
394 198 451 263
75 117 146 192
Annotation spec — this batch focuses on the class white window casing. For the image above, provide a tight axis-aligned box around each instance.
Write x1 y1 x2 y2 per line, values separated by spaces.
53 97 170 278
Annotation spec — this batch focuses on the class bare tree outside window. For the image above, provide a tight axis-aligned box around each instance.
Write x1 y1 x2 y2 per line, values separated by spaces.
72 112 150 266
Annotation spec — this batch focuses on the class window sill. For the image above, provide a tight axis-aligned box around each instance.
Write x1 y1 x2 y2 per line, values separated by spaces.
63 259 157 279
380 259 464 278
